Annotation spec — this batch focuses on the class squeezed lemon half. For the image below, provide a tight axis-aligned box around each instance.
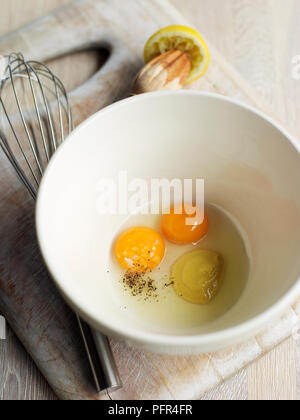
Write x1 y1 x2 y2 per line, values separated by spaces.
144 25 210 84
171 250 224 305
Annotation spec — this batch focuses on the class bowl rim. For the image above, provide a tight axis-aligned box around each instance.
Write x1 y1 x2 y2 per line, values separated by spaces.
36 90 300 348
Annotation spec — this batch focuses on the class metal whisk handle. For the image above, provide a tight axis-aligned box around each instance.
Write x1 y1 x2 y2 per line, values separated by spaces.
77 317 122 394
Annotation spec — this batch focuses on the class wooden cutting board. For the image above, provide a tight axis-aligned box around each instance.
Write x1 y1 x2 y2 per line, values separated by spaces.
0 0 299 400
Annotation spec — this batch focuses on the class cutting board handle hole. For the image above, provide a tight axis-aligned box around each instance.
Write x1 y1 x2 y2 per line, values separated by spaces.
46 48 110 92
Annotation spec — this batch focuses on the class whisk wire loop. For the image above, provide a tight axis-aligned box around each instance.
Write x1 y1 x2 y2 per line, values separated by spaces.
0 53 72 192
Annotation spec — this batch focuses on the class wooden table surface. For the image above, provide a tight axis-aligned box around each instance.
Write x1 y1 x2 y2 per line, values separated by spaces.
0 0 299 400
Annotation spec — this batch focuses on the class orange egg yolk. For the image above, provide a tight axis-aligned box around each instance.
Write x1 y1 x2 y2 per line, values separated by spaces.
162 204 208 244
115 227 165 272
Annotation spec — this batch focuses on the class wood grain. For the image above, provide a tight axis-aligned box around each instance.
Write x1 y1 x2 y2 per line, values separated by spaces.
0 0 299 400
0 328 56 400
248 338 297 401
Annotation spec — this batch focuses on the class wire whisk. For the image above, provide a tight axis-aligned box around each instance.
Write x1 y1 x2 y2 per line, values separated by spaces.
0 53 72 198
0 53 122 394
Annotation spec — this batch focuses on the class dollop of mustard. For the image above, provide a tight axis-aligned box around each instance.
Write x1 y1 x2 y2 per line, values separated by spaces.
172 250 224 305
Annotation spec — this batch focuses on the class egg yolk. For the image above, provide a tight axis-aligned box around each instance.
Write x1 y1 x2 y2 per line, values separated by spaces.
162 204 208 244
171 249 224 304
115 227 165 272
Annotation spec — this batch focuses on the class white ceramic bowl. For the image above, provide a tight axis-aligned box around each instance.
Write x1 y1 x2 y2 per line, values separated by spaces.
36 91 300 354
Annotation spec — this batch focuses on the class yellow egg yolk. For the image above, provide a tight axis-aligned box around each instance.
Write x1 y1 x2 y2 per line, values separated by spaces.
162 204 208 244
115 227 165 273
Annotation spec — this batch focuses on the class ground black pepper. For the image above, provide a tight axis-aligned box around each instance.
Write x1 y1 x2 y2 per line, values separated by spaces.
122 270 159 301
164 281 174 287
